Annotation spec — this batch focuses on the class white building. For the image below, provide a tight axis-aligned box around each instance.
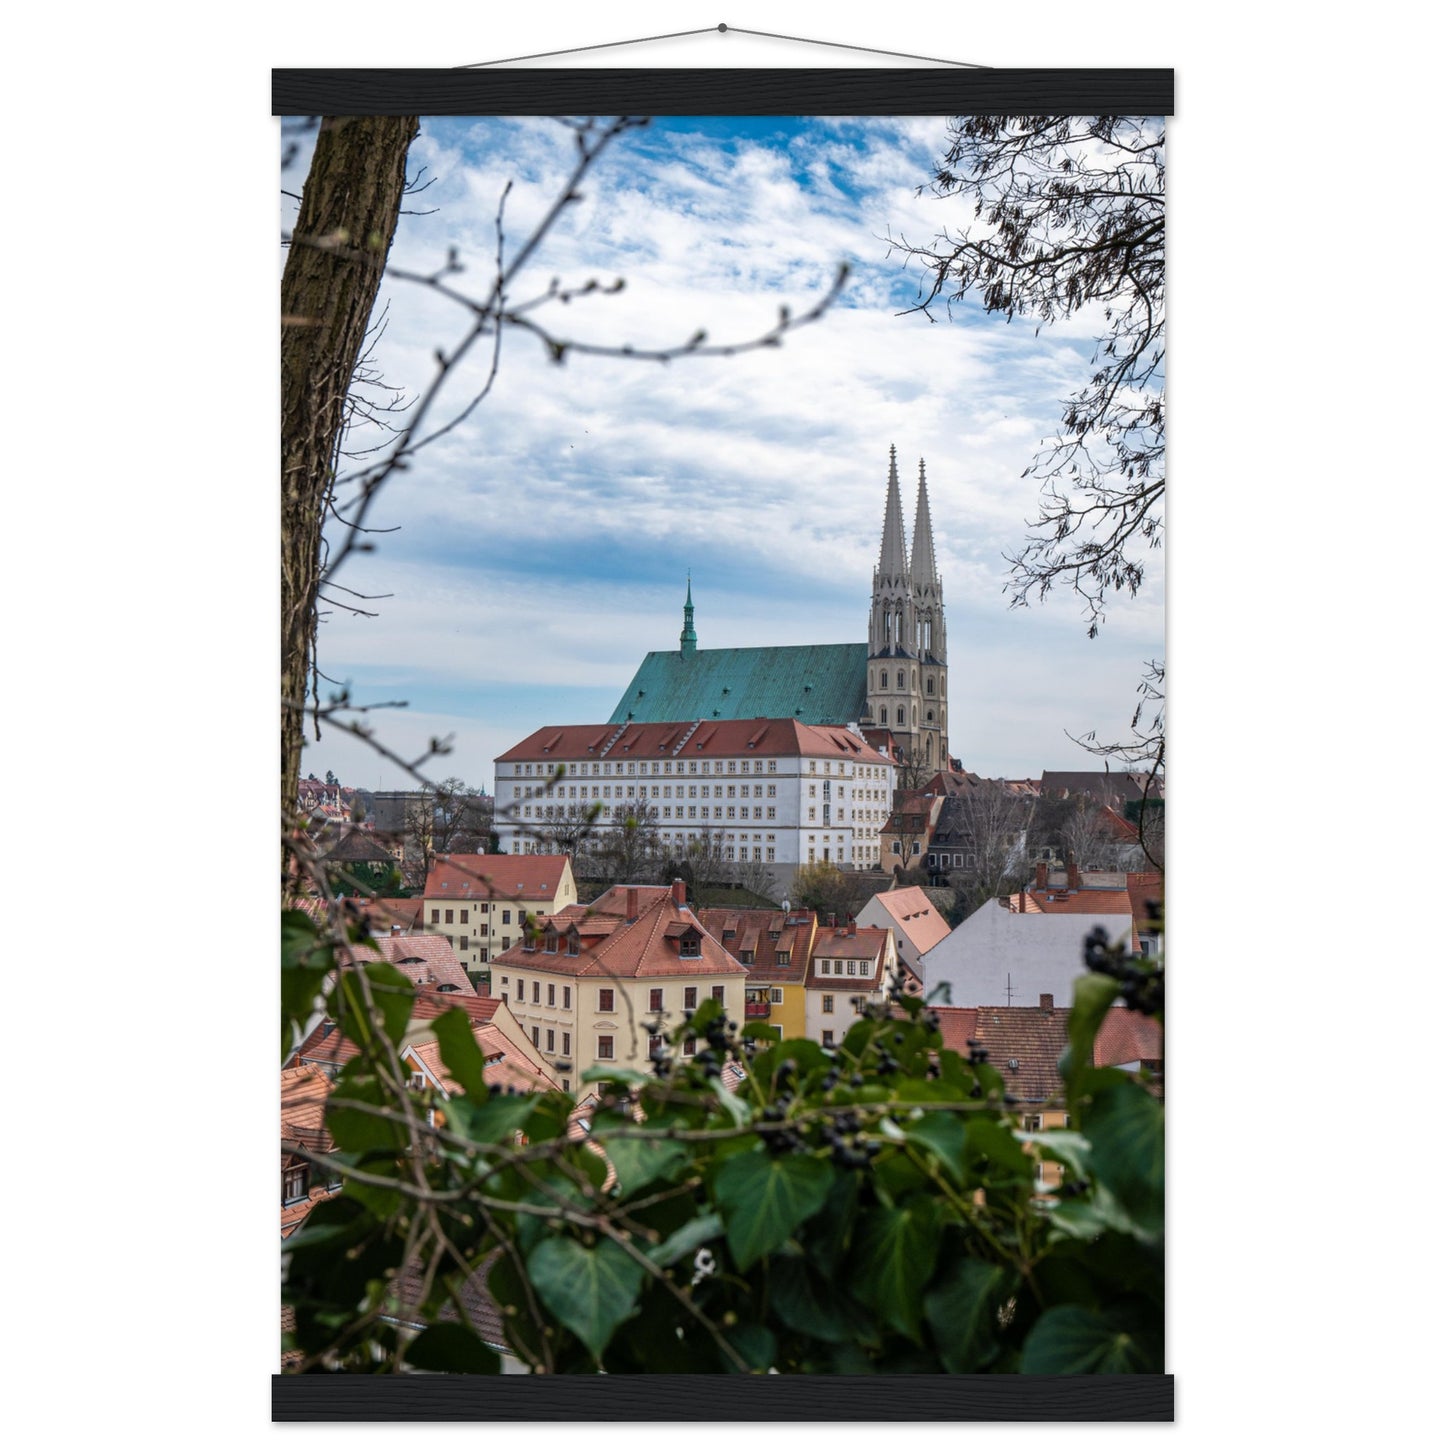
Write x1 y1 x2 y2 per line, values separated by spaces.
494 717 895 889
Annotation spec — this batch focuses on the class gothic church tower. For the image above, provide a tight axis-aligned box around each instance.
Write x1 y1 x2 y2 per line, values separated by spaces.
866 448 950 772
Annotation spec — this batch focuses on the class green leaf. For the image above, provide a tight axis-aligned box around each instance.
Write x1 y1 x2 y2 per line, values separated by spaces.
281 910 334 1062
428 1008 488 1101
447 1092 540 1145
905 1111 968 1184
923 1256 1009 1371
579 1065 652 1089
724 1321 776 1373
648 1210 725 1268
525 1235 645 1361
770 1256 871 1345
849 1197 943 1342
1063 974 1119 1090
404 1321 501 1374
1084 1082 1164 1236
1020 1303 1161 1373
713 1150 832 1270
602 1136 688 1198
336 961 416 1052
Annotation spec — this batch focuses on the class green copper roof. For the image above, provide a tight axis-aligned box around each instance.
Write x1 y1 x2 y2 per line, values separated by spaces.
609 643 868 727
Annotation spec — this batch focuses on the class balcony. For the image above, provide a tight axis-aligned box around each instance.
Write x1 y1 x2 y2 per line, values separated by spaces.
744 999 772 1019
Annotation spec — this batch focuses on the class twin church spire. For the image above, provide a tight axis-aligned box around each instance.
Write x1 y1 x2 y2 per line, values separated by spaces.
868 444 949 770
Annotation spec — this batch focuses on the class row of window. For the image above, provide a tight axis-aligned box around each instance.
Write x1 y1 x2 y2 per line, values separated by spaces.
505 982 726 1014
432 907 513 925
513 758 890 780
816 958 874 977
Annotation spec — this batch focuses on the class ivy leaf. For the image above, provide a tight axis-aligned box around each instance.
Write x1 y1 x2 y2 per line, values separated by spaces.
923 1256 1009 1371
1062 973 1118 1089
713 1150 832 1270
602 1136 688 1198
1020 1303 1161 1373
1083 1083 1164 1237
404 1321 502 1374
428 1007 487 1101
525 1235 645 1361
849 1197 943 1342
648 1211 724 1268
336 961 415 1052
770 1256 873 1345
905 1111 968 1183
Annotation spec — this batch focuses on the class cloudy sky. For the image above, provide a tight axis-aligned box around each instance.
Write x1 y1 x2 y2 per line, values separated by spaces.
287 113 1165 795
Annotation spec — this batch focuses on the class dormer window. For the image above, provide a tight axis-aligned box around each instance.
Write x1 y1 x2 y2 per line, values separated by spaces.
679 934 702 958
282 1163 309 1205
545 932 558 954
567 934 580 957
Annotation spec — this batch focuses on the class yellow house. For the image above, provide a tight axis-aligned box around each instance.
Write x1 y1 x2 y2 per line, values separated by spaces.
422 853 578 968
697 905 820 1040
490 880 747 1086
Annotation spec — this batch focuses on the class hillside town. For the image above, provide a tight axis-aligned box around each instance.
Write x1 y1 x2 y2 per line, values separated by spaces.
284 452 1164 1369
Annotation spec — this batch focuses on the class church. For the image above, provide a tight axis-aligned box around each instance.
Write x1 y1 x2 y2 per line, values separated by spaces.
609 446 952 772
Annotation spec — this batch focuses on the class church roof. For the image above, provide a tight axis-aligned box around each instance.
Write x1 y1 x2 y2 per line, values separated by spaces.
608 642 868 727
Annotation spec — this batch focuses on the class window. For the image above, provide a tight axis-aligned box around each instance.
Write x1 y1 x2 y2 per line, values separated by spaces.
822 995 834 1013
649 987 663 1012
444 909 454 924
684 986 697 1009
562 1032 571 1056
532 981 541 1004
459 908 469 923
547 983 556 1006
679 934 701 958
532 1026 540 1046
457 936 469 950
563 986 572 1008
599 988 615 1012
500 976 508 989
598 1035 615 1060
822 1030 835 1048
683 1037 696 1057
283 1163 309 1205
502 909 512 925
770 988 784 1004
712 986 725 1003
430 909 440 924
546 1029 555 1052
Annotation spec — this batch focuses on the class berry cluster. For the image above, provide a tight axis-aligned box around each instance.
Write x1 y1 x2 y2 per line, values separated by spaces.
1082 926 1165 1017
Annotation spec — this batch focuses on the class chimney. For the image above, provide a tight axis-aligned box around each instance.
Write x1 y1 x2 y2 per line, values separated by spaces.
1035 861 1047 889
626 887 639 922
1040 993 1054 1013
847 916 856 936
828 912 837 930
671 877 687 909
391 923 402 934
1066 853 1080 892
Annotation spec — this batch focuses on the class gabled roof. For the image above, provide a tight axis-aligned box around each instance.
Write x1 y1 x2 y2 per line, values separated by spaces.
322 828 398 866
1094 1008 1164 1067
864 886 951 953
498 716 880 765
404 1028 556 1097
606 643 869 728
970 1004 1073 1105
281 1063 332 1151
696 906 818 985
806 924 892 987
424 853 571 902
1026 887 1133 916
492 889 746 980
348 933 475 993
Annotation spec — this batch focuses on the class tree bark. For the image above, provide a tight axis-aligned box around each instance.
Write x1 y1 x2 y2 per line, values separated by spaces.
280 115 416 881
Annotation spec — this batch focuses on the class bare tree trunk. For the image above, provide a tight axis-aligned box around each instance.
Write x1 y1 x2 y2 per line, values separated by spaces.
280 115 417 882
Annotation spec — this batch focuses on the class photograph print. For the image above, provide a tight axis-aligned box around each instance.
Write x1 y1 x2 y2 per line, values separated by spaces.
281 108 1166 1389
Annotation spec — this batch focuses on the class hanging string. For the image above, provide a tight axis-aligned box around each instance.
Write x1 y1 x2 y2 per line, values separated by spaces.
459 22 986 70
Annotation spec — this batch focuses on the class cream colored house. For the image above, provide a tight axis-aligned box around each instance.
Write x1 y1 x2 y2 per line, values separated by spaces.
422 853 578 967
802 921 900 1049
490 879 747 1085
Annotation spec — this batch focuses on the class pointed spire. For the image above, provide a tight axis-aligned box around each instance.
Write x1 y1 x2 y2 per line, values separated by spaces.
877 445 909 579
911 458 939 589
680 572 697 655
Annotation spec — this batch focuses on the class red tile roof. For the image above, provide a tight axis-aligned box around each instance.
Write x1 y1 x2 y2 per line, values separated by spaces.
424 853 571 903
931 1006 980 1057
496 717 879 764
281 1063 333 1151
491 889 746 980
697 906 818 984
1093 1008 1164 1067
361 933 475 994
865 886 952 953
970 1004 1073 1104
1024 887 1133 915
806 925 892 988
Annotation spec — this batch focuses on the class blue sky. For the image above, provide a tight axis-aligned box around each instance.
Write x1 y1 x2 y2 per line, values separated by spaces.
288 114 1165 794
